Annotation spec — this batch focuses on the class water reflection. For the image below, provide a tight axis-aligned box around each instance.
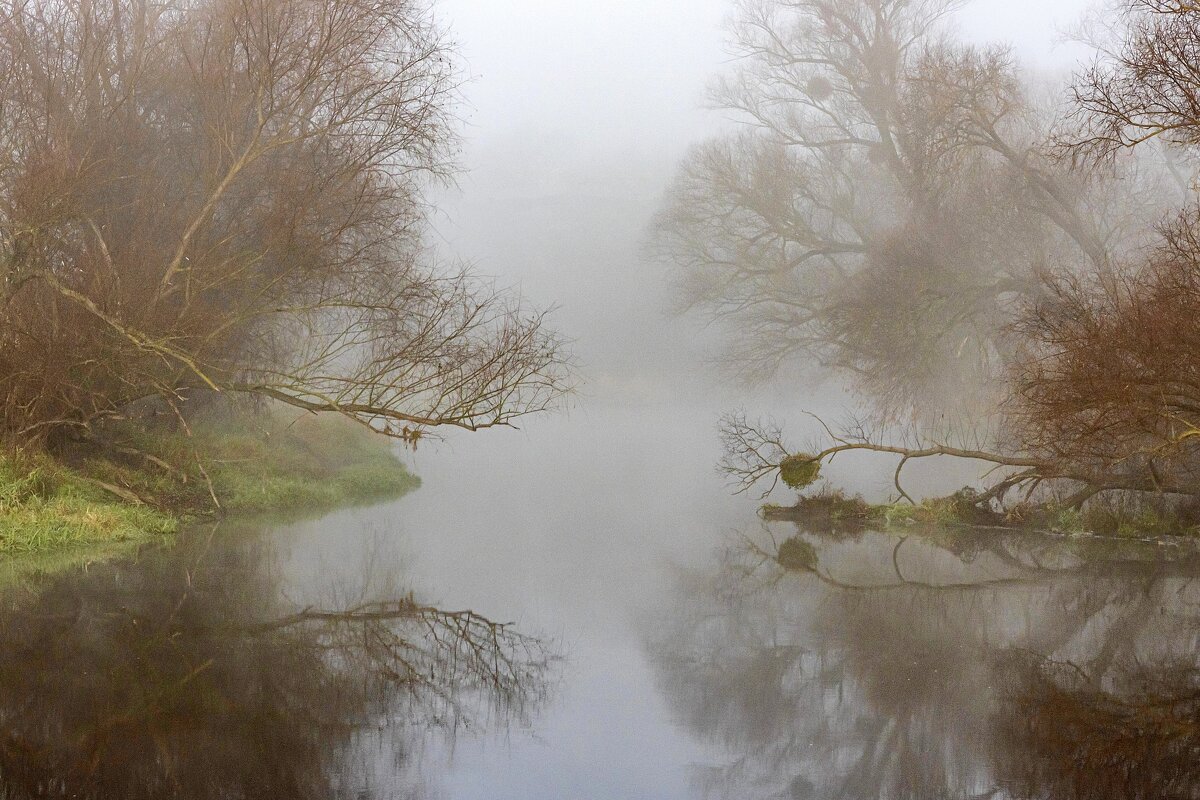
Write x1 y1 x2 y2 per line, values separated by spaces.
996 652 1200 800
0 525 552 799
648 523 1200 799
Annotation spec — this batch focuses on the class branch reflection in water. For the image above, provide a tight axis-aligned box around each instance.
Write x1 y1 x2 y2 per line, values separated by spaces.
646 521 1200 799
0 524 555 799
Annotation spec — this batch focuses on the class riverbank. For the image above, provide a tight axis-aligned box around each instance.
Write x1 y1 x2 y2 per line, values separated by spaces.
0 409 419 557
762 487 1200 539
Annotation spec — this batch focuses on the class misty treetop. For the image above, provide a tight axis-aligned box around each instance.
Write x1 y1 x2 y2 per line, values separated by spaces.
0 0 569 450
652 0 1176 417
655 0 1200 511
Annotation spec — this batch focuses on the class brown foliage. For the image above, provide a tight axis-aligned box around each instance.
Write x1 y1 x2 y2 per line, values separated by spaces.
0 0 568 447
1012 210 1200 493
1007 0 1200 496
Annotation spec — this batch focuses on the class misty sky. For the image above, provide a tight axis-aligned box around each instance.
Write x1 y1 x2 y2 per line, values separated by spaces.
430 0 1100 403
439 0 1095 153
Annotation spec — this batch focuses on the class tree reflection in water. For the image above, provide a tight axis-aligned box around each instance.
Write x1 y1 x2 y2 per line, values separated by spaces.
647 523 1200 799
998 655 1200 799
0 527 553 799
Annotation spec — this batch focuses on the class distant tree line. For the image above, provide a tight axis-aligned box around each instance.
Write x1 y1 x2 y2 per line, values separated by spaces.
653 0 1200 509
0 0 568 455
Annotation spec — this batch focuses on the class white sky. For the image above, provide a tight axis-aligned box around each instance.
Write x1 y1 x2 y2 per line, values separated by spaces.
436 0 1097 151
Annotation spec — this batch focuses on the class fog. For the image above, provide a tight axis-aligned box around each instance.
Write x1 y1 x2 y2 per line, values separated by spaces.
420 0 1103 504
6 1 1200 797
431 0 1096 409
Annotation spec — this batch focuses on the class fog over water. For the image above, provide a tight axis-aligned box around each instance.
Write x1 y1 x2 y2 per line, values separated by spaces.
13 402 1195 798
423 0 1099 503
8 1 1199 798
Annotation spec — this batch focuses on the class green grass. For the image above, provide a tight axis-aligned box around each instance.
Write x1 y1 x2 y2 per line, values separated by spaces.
0 407 419 560
764 484 1200 541
173 412 420 516
80 408 420 517
0 451 176 556
762 487 991 530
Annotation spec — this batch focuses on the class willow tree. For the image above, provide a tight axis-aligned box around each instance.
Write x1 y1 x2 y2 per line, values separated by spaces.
0 0 568 449
659 0 1200 511
650 0 1169 423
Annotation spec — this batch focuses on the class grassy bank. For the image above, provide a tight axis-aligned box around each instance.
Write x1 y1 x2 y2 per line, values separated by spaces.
762 487 1200 539
0 452 177 555
0 409 419 557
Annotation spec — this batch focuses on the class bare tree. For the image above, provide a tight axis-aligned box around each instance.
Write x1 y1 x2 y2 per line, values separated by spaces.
719 410 1200 512
0 0 569 452
1063 0 1200 161
986 0 1200 508
660 0 1200 513
650 0 1172 426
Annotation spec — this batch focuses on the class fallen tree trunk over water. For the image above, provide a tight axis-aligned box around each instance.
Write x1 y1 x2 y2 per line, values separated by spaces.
720 413 1200 513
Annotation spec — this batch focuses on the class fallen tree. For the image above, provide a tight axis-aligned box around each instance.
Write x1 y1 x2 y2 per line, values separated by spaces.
720 412 1200 515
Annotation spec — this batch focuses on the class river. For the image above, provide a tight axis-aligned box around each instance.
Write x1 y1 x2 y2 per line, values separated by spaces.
1 398 1198 799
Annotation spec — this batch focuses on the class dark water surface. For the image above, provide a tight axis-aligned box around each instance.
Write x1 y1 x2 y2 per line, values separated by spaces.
4 401 1200 798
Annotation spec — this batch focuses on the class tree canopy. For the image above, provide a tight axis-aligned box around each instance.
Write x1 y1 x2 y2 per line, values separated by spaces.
0 0 569 448
662 0 1200 510
651 0 1178 423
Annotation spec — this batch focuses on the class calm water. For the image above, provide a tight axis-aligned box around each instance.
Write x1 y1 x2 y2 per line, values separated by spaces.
3 400 1200 799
